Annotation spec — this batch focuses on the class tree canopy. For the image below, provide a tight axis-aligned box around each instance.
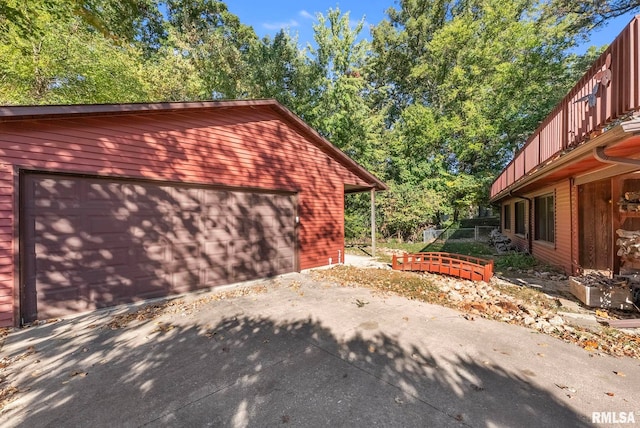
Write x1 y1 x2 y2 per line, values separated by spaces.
1 0 635 240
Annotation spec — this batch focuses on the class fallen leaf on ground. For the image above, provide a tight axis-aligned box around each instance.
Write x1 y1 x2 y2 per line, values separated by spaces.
521 369 536 377
355 299 368 308
605 392 615 396
555 384 577 393
318 263 640 359
152 322 175 333
289 281 301 291
470 302 487 311
0 385 19 409
496 301 519 312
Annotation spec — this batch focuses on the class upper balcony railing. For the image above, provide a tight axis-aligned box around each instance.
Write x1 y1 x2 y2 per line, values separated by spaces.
490 15 640 199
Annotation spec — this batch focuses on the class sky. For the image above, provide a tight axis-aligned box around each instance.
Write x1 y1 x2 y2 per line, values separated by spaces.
225 0 389 49
225 1 639 54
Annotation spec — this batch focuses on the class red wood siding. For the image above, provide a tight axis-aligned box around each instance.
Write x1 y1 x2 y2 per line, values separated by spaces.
0 107 370 325
0 163 13 325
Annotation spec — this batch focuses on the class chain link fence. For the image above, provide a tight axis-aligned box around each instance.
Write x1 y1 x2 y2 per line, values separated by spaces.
423 226 497 243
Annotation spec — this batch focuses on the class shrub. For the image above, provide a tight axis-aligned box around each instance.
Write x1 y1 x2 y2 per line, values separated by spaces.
495 253 537 270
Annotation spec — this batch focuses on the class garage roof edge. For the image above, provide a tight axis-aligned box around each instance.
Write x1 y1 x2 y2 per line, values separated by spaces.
0 99 387 191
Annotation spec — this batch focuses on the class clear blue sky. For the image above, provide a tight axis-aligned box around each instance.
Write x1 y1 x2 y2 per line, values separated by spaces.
225 1 638 53
225 0 390 48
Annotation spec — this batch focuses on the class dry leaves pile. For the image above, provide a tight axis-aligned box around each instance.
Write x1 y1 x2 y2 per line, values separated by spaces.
0 346 35 410
105 300 186 330
313 266 640 359
105 284 270 330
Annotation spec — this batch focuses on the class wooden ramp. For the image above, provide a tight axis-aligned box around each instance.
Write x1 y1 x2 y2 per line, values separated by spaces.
392 252 494 282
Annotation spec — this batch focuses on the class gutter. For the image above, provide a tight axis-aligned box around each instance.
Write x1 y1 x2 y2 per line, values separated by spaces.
490 124 632 203
594 146 640 166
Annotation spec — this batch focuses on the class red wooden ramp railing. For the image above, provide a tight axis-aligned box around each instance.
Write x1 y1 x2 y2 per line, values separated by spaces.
392 252 494 282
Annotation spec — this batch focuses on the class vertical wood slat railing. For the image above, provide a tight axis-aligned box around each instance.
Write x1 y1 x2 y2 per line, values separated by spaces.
392 252 494 282
491 15 640 199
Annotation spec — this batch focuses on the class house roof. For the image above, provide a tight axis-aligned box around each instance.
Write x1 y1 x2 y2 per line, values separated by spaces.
489 118 640 202
0 99 387 192
490 15 640 202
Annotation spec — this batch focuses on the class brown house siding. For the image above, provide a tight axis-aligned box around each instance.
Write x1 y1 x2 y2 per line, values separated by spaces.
530 182 572 273
0 104 375 325
500 181 572 274
556 181 573 273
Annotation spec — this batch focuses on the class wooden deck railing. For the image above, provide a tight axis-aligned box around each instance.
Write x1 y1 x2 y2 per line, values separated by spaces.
491 15 640 199
392 252 494 282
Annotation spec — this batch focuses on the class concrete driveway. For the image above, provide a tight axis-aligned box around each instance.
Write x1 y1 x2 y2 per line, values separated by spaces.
1 270 638 427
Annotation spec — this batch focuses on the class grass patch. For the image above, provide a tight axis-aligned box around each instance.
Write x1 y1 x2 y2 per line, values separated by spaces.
346 241 427 263
312 265 444 304
421 240 494 257
377 240 428 253
494 253 538 270
344 245 371 256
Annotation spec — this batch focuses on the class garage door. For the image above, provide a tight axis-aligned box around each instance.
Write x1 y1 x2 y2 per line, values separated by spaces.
21 173 297 322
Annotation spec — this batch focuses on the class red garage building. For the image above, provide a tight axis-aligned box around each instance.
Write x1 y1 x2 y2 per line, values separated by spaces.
0 100 386 326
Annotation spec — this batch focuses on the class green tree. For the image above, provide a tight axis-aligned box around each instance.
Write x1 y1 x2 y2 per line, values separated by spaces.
163 0 257 99
379 181 449 241
0 2 149 104
304 8 385 172
244 30 322 117
369 0 595 224
543 0 640 36
144 29 207 102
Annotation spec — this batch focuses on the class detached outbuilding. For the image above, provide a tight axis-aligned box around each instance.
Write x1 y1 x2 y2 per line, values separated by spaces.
0 99 386 326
